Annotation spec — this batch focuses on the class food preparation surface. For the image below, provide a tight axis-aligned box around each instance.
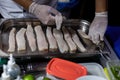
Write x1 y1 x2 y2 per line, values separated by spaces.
0 18 110 58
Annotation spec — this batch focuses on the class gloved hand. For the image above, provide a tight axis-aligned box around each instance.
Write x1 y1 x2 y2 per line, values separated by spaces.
29 2 62 25
88 12 108 45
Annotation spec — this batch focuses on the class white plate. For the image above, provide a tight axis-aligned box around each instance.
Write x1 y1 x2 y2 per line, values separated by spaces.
76 75 107 80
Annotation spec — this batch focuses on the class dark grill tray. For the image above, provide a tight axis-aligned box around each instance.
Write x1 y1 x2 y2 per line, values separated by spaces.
0 18 110 58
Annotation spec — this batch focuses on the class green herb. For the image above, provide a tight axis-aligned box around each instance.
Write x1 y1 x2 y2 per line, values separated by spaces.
110 66 120 80
43 77 51 80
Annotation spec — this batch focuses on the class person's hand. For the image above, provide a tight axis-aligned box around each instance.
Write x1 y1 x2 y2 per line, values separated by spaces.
88 12 108 45
29 2 62 25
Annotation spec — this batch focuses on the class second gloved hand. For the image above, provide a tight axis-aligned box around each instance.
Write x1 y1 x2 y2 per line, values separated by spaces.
88 12 108 45
29 2 62 25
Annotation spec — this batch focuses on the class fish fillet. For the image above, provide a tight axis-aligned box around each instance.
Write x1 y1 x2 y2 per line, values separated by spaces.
26 23 36 52
68 28 86 52
16 28 26 51
46 27 58 51
62 27 77 53
34 25 48 52
55 14 63 30
8 28 16 52
77 29 96 52
53 28 68 53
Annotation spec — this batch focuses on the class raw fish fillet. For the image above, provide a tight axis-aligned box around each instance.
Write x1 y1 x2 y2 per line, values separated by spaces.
26 23 36 52
53 28 68 53
68 28 86 52
34 25 48 52
46 27 58 51
8 28 16 52
77 29 97 52
16 28 26 51
55 15 63 30
62 27 77 53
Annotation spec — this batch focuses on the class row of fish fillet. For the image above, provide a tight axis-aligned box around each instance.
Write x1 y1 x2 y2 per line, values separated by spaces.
8 23 87 54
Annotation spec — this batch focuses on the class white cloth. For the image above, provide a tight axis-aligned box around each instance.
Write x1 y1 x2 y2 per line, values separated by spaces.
0 0 57 18
0 0 25 18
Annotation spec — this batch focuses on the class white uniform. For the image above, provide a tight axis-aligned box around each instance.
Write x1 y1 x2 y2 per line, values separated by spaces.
0 0 57 18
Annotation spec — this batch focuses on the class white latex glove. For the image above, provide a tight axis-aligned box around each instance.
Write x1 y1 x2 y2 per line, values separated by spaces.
55 14 63 30
88 12 108 45
29 2 62 25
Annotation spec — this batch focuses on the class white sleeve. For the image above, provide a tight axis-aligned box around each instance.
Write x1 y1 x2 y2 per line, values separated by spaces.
0 0 25 18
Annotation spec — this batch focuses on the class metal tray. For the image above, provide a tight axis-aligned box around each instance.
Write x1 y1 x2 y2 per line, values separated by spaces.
0 18 110 58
